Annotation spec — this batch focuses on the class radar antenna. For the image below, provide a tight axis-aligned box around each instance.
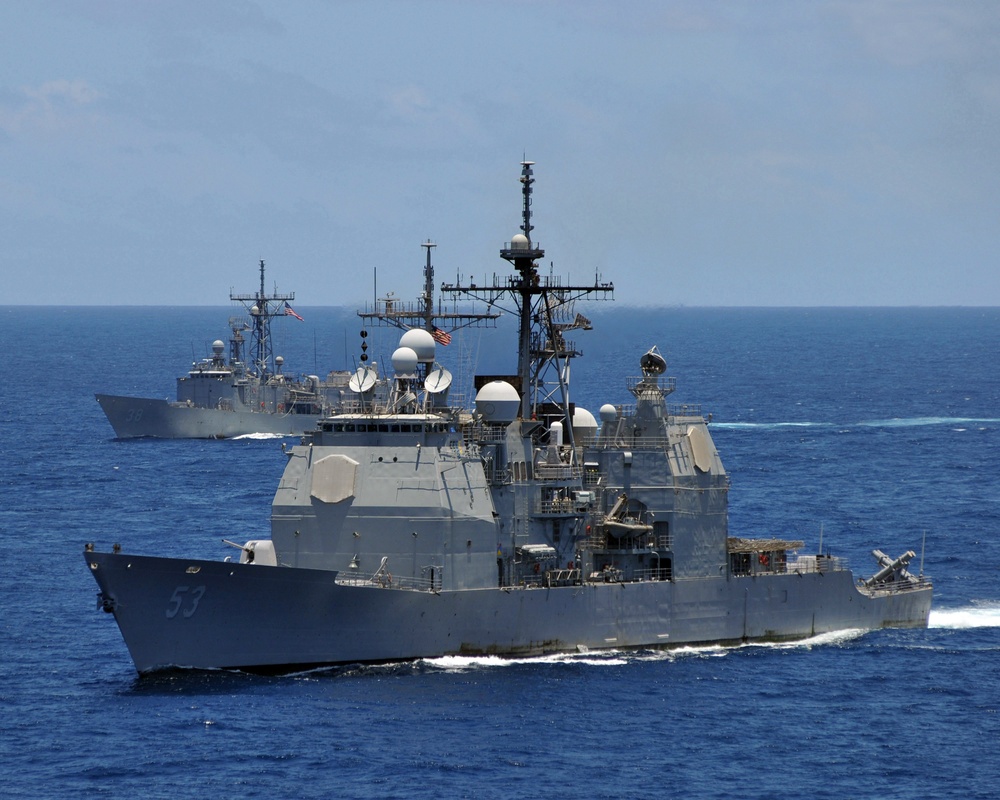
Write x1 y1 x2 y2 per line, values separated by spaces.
358 241 500 336
442 161 614 439
229 259 296 379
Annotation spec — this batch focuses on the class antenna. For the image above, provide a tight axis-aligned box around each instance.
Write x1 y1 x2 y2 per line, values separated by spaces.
421 240 436 329
229 259 294 379
442 160 614 430
920 530 926 576
519 159 535 241
357 241 500 334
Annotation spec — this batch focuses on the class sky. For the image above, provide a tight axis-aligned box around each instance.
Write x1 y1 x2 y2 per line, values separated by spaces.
2 0 998 307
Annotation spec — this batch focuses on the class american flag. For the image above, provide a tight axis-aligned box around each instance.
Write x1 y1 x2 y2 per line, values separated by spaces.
284 302 303 321
431 326 451 346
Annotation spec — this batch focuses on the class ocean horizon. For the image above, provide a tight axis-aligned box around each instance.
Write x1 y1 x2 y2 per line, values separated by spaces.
2 304 998 799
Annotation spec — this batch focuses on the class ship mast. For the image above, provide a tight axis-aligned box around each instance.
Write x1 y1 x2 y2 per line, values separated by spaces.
442 161 614 434
357 241 501 334
229 259 295 379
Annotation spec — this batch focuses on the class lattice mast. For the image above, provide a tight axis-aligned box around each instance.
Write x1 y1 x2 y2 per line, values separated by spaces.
442 161 614 435
358 242 500 334
229 259 295 379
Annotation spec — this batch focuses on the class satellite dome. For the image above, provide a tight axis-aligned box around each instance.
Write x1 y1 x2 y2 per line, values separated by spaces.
599 403 618 423
573 406 598 431
510 233 530 249
399 328 436 363
391 346 419 376
571 406 599 444
475 380 520 423
212 340 225 355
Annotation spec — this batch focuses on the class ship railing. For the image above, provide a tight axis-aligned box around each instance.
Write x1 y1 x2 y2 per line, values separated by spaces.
785 554 850 575
464 424 508 445
729 553 851 577
535 498 588 516
544 568 581 586
631 567 671 582
625 376 678 395
335 398 378 415
334 571 439 592
516 568 583 588
860 575 933 596
602 402 704 420
592 434 673 451
534 463 582 481
669 403 704 419
582 567 668 584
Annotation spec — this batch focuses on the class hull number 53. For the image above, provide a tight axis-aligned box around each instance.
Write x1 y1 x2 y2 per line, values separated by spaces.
166 585 206 619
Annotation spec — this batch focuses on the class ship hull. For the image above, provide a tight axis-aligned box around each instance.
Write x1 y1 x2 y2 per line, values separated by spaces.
86 550 933 674
95 394 320 439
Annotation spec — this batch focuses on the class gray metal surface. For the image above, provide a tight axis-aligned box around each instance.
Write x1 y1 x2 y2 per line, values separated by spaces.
95 260 345 439
95 394 320 439
86 162 932 674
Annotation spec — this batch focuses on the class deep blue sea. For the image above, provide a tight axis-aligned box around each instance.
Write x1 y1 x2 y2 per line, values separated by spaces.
2 305 999 799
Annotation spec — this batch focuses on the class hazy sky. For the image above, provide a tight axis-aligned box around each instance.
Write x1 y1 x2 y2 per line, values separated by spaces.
3 1 998 306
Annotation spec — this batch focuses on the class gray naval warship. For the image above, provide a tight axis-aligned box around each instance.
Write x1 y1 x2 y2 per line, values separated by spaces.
96 260 348 439
85 162 932 675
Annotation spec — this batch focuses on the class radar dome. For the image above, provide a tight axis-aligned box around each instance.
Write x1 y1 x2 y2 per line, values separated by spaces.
475 380 520 423
573 406 597 432
391 346 419 376
212 340 225 355
599 404 618 423
399 328 436 363
510 233 530 249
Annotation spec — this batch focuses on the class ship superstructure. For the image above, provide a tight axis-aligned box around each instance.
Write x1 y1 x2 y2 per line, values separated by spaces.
96 260 348 438
85 163 932 674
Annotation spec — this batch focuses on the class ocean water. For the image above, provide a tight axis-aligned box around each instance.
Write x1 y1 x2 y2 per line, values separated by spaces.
1 305 999 799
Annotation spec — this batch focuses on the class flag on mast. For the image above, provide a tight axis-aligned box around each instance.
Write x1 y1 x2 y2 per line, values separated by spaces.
431 326 451 346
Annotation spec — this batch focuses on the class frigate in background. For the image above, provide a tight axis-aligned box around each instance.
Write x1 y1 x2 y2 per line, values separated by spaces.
95 260 349 439
86 162 932 674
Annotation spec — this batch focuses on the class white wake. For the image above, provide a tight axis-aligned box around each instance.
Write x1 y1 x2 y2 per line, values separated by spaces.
929 603 1000 629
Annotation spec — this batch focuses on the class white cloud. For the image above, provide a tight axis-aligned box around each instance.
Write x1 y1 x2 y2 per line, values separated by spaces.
0 78 103 136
